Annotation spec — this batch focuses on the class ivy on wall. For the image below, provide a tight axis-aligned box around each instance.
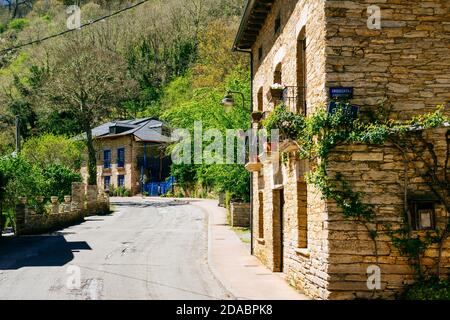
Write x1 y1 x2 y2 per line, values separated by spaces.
263 103 450 279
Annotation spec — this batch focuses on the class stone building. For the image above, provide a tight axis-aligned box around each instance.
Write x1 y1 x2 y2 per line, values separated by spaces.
234 0 450 299
80 118 173 196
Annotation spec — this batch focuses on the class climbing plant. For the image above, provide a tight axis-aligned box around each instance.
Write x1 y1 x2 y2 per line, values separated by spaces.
263 102 450 279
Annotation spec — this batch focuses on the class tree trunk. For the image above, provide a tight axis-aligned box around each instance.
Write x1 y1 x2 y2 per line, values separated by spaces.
84 123 97 186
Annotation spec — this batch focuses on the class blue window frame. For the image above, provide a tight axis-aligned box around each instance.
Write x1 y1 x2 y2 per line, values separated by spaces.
104 176 111 189
118 175 125 187
117 148 125 168
104 150 111 169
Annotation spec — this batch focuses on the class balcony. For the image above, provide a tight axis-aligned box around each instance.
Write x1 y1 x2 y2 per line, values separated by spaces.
282 86 307 116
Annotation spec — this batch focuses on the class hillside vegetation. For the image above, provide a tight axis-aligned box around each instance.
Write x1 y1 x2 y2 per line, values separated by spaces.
0 0 250 204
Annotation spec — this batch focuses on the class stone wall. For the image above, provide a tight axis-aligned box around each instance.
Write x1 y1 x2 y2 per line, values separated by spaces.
252 0 328 114
247 0 450 300
80 136 140 195
325 0 450 119
325 127 450 299
15 183 110 236
230 202 251 228
250 0 332 300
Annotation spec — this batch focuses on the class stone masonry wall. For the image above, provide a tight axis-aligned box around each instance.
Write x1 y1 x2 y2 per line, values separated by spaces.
251 0 332 300
325 0 450 119
249 0 450 300
15 183 110 236
81 136 140 195
326 127 450 299
230 202 251 228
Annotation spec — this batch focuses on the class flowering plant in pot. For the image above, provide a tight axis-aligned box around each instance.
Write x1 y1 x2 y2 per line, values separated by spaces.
270 83 285 100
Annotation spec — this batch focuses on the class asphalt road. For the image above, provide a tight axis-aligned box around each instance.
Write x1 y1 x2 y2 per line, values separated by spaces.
0 198 232 300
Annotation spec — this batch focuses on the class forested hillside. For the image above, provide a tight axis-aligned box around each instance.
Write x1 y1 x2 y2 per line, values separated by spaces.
0 0 251 209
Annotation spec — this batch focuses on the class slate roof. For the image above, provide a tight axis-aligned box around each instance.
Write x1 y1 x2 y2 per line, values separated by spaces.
91 118 172 143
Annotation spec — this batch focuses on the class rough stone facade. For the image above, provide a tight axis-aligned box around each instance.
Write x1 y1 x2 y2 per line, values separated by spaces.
80 136 140 195
238 0 450 299
230 202 251 228
15 183 110 236
80 137 168 196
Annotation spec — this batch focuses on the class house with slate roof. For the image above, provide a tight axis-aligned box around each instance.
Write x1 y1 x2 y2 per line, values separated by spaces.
80 118 173 196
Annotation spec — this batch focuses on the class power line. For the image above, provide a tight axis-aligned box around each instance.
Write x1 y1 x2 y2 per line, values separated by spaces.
0 0 151 55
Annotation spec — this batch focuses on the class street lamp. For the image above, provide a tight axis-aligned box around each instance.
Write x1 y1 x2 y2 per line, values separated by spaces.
221 91 247 112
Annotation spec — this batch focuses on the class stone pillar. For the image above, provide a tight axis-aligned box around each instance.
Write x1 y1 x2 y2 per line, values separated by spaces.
15 197 27 235
86 185 98 216
71 182 85 213
230 202 251 228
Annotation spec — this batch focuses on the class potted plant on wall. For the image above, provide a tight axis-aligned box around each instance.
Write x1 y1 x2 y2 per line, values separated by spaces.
251 110 264 123
270 83 285 100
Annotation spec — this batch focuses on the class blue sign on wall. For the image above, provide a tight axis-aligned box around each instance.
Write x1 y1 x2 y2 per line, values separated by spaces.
330 87 354 100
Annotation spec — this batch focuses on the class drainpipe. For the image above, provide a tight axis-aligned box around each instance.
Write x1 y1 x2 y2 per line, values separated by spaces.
234 46 254 255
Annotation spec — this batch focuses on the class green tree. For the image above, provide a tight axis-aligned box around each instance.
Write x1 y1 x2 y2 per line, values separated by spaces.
21 133 84 170
41 38 138 185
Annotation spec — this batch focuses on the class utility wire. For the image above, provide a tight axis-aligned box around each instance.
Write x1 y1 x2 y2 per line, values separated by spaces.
0 0 151 55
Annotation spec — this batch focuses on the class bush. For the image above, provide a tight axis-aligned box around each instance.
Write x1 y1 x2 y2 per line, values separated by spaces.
0 156 81 211
0 155 46 210
403 277 450 300
42 164 82 201
8 18 29 31
109 186 131 197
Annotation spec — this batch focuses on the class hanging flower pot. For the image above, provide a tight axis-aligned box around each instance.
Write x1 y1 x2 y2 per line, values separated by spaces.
270 84 285 101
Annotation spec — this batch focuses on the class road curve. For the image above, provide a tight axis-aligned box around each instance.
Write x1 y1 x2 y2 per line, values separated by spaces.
0 197 232 300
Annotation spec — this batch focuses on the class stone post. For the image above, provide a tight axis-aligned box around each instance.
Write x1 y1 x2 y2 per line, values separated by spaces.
86 185 98 216
50 196 59 214
230 202 251 228
71 182 85 214
15 197 27 235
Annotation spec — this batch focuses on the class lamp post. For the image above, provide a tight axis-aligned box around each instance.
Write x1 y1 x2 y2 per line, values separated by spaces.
221 90 254 256
221 91 248 112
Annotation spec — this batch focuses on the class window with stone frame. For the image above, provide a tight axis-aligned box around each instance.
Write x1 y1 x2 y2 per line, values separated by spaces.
296 28 307 115
297 180 308 248
258 192 264 239
257 87 264 112
274 63 282 85
104 176 111 189
118 175 125 188
409 201 437 231
103 149 111 169
117 148 125 168
258 46 263 62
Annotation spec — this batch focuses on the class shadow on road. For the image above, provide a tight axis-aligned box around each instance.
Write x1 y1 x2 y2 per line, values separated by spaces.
0 236 91 270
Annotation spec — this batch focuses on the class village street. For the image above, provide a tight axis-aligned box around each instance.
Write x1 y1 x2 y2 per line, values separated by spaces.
0 197 306 301
0 198 232 300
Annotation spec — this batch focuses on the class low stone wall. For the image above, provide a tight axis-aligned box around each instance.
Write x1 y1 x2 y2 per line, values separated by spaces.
15 183 110 236
230 202 250 228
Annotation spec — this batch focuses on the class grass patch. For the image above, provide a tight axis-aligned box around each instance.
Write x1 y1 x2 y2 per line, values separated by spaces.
232 227 251 244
